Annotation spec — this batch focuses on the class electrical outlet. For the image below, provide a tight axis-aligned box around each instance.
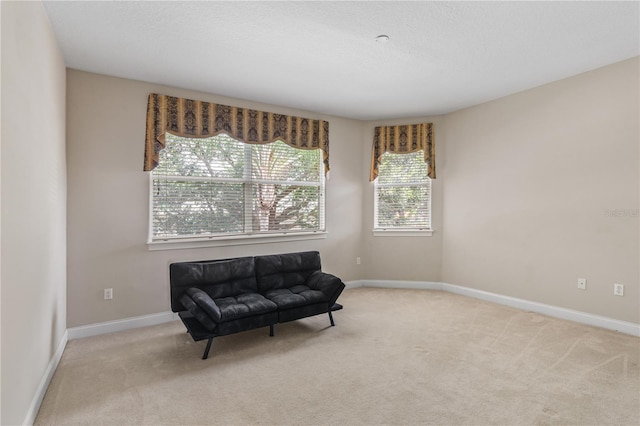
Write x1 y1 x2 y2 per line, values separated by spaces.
577 278 586 290
614 283 624 297
104 288 113 300
356 257 361 265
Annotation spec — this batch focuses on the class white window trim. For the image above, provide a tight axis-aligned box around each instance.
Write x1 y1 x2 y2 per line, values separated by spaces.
372 150 432 235
374 180 431 226
147 230 327 251
373 228 433 237
148 172 326 250
147 137 326 247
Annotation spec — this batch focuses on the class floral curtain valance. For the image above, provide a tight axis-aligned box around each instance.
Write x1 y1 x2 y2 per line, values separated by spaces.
370 122 435 181
144 93 330 174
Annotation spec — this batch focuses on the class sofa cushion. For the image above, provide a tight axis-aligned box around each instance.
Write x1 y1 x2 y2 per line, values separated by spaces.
185 287 222 321
263 284 328 309
255 251 321 293
170 256 258 312
215 293 278 322
180 289 218 332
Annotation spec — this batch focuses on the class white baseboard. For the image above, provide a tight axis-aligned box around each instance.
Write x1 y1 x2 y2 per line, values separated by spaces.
23 330 68 426
67 281 639 341
360 280 442 291
350 280 639 337
344 280 366 289
67 311 178 340
440 283 640 337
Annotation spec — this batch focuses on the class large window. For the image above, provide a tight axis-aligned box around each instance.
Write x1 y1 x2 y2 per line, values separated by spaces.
374 150 431 231
150 133 325 241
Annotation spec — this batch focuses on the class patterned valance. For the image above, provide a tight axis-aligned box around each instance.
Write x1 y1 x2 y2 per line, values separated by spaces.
370 122 435 181
144 93 330 174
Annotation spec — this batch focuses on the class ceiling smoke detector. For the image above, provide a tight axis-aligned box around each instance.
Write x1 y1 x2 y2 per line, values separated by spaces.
375 35 390 43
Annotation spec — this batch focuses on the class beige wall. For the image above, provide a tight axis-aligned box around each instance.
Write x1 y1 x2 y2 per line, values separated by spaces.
360 117 445 282
1 1 67 424
66 70 365 327
67 58 640 328
442 57 640 323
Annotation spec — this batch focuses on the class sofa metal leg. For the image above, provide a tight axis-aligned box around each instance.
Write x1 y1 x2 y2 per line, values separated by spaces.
269 324 275 337
202 337 213 360
328 311 335 326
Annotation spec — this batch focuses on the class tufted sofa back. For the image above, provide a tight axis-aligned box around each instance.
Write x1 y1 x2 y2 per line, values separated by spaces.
255 251 321 293
170 256 257 312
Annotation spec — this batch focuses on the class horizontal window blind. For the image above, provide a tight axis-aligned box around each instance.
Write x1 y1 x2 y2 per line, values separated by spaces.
151 134 324 240
374 150 431 230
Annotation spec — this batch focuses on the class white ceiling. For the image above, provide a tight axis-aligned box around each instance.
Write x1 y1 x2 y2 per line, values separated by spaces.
43 1 639 120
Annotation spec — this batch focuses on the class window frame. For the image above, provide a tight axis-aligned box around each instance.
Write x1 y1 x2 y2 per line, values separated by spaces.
373 151 433 237
147 135 326 249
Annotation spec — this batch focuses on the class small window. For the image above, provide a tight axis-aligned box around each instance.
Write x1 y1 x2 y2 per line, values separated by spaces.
150 133 325 241
374 150 431 231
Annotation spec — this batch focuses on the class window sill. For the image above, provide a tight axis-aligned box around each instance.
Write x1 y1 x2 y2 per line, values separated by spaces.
148 231 327 251
373 229 433 237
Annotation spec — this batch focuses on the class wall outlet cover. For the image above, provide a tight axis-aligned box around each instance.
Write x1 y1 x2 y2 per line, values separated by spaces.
614 283 624 296
577 278 587 290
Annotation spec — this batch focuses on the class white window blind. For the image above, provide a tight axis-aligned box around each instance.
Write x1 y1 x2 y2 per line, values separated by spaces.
374 150 431 230
151 133 325 240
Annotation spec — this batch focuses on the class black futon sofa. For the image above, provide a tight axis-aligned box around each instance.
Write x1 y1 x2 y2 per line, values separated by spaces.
170 251 345 359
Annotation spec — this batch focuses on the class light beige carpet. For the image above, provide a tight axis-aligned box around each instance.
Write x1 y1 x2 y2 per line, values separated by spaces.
36 288 640 425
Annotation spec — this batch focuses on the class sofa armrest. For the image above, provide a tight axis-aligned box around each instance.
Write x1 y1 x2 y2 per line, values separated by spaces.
306 271 345 306
179 288 222 333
